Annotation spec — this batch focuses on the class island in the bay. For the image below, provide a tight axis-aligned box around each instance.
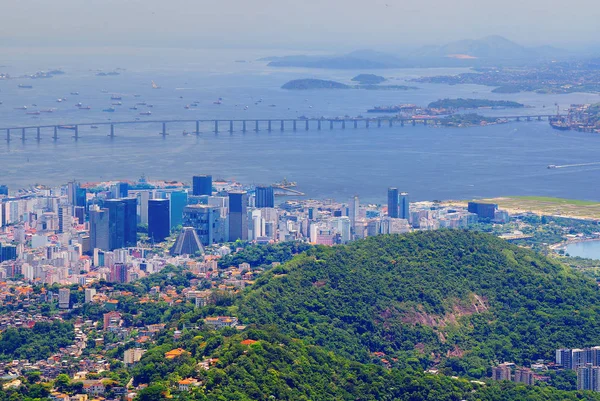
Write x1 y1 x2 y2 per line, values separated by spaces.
351 73 387 84
428 98 525 109
281 78 417 90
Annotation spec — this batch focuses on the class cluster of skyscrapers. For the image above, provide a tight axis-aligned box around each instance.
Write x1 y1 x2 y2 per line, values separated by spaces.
85 175 278 253
387 188 409 220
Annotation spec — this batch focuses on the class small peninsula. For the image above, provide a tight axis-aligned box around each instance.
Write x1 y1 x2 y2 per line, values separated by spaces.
428 98 525 109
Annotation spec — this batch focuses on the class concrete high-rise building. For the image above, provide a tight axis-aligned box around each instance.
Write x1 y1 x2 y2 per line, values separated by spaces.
399 192 410 220
255 186 275 208
148 199 170 243
577 364 600 391
491 364 512 381
514 369 535 385
124 348 146 366
137 191 151 225
330 216 352 243
85 288 96 303
251 209 264 240
90 209 110 251
193 175 212 196
169 191 188 229
228 191 248 241
67 181 78 206
387 187 399 218
58 205 71 234
182 204 227 246
349 195 359 226
110 263 128 283
58 288 71 309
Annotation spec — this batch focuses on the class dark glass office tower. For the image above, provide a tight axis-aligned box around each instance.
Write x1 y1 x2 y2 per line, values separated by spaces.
121 198 138 247
169 191 188 229
255 186 275 208
193 175 212 196
0 185 8 196
228 191 248 241
116 182 129 198
148 199 170 243
387 187 399 218
104 199 125 250
75 187 87 208
399 192 410 220
90 209 110 250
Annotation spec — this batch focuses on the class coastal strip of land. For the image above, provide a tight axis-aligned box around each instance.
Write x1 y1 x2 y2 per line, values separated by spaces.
444 196 600 221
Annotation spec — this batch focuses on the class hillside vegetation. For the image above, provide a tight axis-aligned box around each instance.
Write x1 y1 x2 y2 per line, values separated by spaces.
128 328 600 401
239 231 600 375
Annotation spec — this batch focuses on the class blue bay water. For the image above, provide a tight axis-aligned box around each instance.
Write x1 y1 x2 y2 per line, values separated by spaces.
1 47 600 203
565 241 600 260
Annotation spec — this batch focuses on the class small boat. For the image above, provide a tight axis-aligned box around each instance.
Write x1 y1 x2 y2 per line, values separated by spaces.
147 104 153 108
129 106 138 110
79 106 91 110
140 111 151 115
269 104 276 107
134 94 141 97
112 101 122 105
103 107 116 112
244 106 249 110
182 130 190 136
14 106 27 110
213 100 222 105
111 96 122 100
184 105 191 109
136 102 147 105
70 92 80 95
18 84 33 89
41 109 54 113
26 111 40 115
151 80 161 89
75 102 83 107
547 165 557 169
91 125 99 129
101 89 108 93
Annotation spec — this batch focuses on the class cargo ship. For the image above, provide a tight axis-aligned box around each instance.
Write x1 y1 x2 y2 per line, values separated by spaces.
18 84 33 89
549 118 570 131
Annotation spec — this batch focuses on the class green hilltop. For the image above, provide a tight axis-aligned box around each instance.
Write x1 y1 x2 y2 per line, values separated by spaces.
238 230 600 375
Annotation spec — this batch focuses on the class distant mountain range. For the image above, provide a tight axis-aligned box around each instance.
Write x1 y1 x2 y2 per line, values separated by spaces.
262 36 572 69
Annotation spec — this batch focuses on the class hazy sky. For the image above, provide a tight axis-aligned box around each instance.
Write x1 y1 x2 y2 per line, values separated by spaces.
1 0 599 50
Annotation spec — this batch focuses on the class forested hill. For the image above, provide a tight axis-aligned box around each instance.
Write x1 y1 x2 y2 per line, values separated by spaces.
128 328 600 401
239 230 600 373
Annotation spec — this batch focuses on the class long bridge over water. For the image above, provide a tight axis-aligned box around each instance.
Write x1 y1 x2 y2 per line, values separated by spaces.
0 115 556 141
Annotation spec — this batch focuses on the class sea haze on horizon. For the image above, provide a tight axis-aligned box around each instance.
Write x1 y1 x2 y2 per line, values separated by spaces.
1 47 600 203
